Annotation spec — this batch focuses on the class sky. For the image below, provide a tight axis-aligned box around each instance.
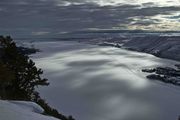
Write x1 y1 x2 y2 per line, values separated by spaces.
0 0 179 38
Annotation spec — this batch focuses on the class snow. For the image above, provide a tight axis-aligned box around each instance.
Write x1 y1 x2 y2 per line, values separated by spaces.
123 36 180 61
93 35 180 61
31 41 180 120
0 100 59 120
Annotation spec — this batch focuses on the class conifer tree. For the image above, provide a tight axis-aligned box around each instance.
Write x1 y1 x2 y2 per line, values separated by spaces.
0 36 75 120
0 61 15 99
0 36 49 100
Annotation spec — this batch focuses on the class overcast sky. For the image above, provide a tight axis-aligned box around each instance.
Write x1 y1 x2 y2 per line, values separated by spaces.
0 0 179 38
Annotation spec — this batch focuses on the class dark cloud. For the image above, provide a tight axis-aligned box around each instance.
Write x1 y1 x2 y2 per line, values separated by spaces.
0 0 179 38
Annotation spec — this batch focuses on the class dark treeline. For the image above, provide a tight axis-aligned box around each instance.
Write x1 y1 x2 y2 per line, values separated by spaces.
0 36 75 120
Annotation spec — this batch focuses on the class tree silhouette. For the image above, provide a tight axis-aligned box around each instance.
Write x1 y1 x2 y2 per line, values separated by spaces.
0 36 49 100
0 60 15 99
0 36 75 120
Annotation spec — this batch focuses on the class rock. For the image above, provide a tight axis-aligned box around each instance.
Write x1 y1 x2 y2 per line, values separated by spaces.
142 68 156 73
146 74 164 80
175 64 180 69
143 65 180 86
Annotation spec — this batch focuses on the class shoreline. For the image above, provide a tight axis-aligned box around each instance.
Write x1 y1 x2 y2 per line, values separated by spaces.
96 35 180 62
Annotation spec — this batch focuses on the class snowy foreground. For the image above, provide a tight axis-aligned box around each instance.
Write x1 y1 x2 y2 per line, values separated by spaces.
31 41 180 120
0 100 58 120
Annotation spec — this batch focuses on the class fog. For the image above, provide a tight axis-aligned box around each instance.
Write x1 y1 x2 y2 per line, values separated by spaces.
32 41 180 120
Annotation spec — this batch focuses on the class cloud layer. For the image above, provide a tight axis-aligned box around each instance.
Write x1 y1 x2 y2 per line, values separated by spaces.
0 0 179 37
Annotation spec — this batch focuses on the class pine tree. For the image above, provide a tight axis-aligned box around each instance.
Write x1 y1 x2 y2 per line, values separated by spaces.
0 60 15 99
0 36 75 120
0 36 49 100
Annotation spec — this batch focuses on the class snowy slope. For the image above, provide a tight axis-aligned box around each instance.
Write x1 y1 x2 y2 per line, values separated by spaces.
123 36 180 61
97 35 180 61
0 100 59 120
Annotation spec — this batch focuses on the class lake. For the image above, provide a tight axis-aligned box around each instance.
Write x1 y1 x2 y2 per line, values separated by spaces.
32 41 180 120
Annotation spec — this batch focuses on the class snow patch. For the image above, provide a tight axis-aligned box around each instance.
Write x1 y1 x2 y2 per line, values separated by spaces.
0 100 59 120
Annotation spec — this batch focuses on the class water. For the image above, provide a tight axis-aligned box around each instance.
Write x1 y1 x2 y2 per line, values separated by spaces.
32 41 180 120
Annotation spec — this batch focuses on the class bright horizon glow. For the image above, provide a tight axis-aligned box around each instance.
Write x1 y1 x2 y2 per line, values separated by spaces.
58 0 180 7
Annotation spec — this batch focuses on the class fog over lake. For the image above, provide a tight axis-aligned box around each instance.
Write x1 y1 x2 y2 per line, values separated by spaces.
32 41 180 120
1 0 180 120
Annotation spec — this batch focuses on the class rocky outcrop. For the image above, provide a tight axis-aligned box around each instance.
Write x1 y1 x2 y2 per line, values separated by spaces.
142 65 180 86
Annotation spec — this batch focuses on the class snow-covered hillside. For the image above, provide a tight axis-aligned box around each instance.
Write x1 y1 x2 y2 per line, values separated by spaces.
0 100 59 120
123 36 180 61
98 35 180 61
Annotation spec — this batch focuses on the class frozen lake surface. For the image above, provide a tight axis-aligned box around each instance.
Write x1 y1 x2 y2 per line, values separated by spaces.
32 41 180 120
